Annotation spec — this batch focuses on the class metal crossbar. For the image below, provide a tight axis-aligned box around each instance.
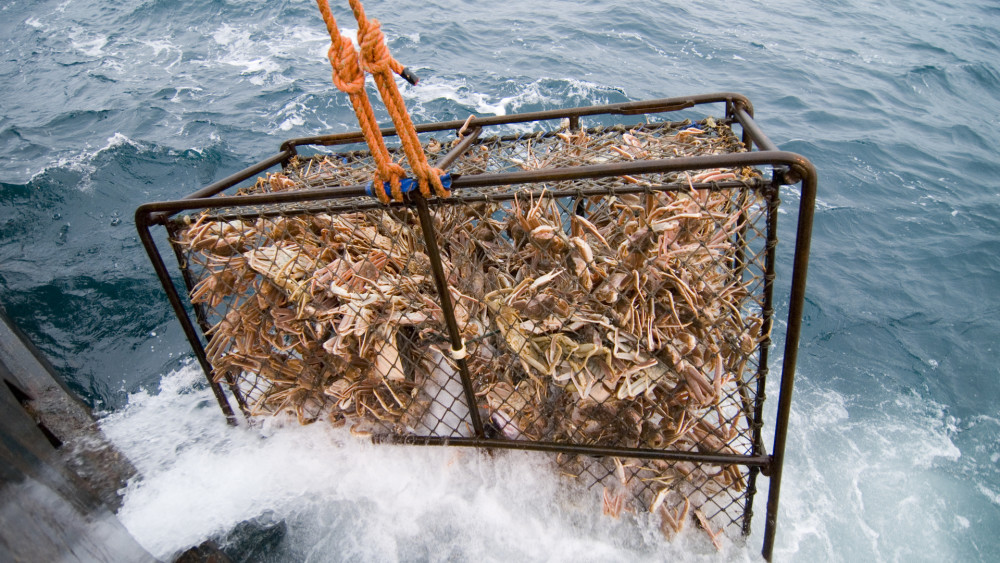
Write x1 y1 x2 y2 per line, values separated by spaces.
136 93 816 560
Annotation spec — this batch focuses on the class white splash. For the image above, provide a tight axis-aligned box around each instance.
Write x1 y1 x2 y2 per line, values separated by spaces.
140 39 179 59
101 364 754 562
770 381 966 561
211 23 291 85
67 28 108 57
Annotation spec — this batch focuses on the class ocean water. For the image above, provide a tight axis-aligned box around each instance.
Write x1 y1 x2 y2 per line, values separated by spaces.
2 0 999 561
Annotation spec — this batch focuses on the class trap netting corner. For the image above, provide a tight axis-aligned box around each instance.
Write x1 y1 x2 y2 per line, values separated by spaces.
167 117 773 541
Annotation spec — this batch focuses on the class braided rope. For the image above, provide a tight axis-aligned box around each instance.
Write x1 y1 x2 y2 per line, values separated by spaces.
315 0 404 202
349 0 449 199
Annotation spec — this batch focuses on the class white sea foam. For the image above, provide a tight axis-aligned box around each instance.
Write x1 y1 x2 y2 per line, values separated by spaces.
208 22 331 88
211 23 287 85
770 381 966 561
403 76 619 122
275 99 307 132
140 39 180 59
602 29 668 58
403 76 513 116
101 364 759 562
977 483 1000 506
66 27 108 58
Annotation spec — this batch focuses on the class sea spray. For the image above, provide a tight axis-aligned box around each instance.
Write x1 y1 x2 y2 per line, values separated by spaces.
101 363 755 561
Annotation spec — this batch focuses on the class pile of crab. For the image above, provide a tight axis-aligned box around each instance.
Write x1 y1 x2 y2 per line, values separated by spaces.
449 183 764 544
172 120 767 544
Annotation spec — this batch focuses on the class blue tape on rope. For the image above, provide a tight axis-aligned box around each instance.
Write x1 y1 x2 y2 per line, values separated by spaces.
365 173 452 199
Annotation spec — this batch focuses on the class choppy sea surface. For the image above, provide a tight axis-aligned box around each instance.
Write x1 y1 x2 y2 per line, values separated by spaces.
2 0 999 560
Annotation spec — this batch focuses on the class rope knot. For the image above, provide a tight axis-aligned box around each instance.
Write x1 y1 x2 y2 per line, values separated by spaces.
357 18 400 76
328 36 364 94
370 161 406 203
424 167 450 198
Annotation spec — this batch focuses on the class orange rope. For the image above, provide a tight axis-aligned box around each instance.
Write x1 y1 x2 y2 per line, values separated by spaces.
315 0 404 203
348 0 449 199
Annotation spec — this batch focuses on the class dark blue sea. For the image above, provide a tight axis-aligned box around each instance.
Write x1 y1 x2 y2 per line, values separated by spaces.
2 0 998 560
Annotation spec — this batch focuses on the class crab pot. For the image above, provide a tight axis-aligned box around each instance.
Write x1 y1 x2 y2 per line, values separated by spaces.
136 93 816 559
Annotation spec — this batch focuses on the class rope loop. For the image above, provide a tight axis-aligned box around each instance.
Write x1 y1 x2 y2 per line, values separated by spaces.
425 167 450 198
350 1 406 77
317 0 446 204
379 162 407 203
348 0 448 202
316 0 405 204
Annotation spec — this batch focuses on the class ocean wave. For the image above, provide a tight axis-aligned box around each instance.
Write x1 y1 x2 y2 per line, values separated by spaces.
4 132 247 201
21 133 146 192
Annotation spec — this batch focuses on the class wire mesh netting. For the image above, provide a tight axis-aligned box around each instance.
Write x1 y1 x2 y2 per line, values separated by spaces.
163 116 776 542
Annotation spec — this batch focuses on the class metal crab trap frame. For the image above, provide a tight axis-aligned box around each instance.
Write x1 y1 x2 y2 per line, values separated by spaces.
136 92 815 559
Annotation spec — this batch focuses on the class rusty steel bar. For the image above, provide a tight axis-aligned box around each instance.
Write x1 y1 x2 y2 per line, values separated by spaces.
163 222 250 416
156 179 762 225
148 150 293 224
279 92 752 150
753 181 780 466
144 94 760 221
732 105 777 152
138 151 811 216
412 196 486 438
410 126 487 438
134 208 238 425
372 435 772 467
761 158 817 561
435 126 483 170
